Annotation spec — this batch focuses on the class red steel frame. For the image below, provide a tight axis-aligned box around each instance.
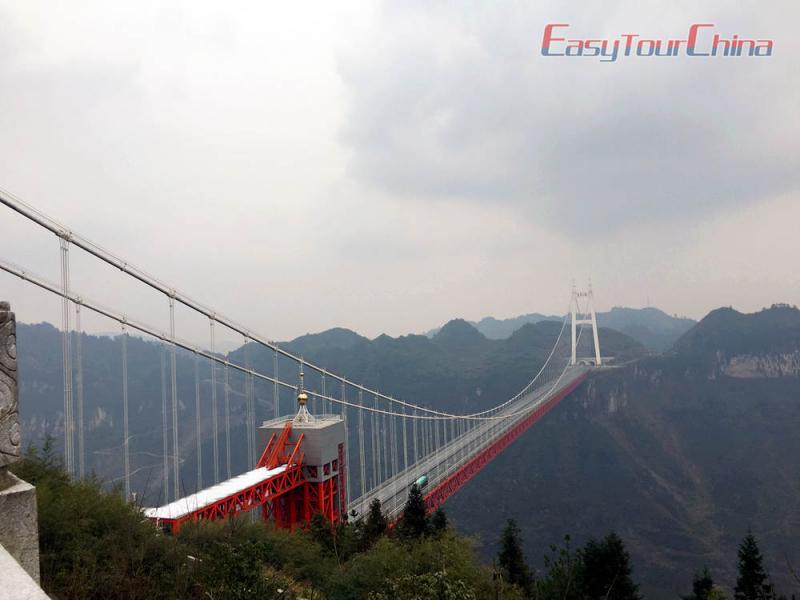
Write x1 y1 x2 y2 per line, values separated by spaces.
269 475 341 528
262 437 345 527
152 421 308 534
423 373 587 512
150 420 347 533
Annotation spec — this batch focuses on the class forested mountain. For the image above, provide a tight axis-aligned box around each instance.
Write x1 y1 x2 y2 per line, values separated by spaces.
599 306 697 352
12 304 800 598
447 304 800 598
425 306 695 351
15 316 642 499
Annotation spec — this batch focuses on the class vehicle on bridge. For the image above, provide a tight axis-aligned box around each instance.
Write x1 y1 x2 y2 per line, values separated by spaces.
413 475 429 489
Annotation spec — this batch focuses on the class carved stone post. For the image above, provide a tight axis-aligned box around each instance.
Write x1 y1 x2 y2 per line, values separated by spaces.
0 301 21 465
0 301 41 582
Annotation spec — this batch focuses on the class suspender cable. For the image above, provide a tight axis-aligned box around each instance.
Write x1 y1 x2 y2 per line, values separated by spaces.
121 324 130 500
457 419 464 466
443 418 449 474
194 353 202 491
245 338 254 468
209 319 219 484
160 345 169 500
391 409 399 513
342 381 351 507
412 408 418 464
74 302 85 478
382 401 389 482
312 380 318 416
371 396 379 488
250 363 256 465
321 372 327 414
224 362 231 478
429 418 434 461
358 389 366 499
273 348 279 418
402 405 408 471
395 412 401 473
168 296 179 501
433 414 440 459
309 359 317 416
449 419 456 472
389 406 396 479
59 236 74 475
421 417 427 461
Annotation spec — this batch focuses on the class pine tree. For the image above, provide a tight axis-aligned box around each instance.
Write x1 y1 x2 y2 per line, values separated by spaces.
363 498 388 545
398 484 429 539
309 512 335 554
497 519 534 596
431 508 448 534
735 532 774 600
538 535 584 600
684 567 715 600
581 532 640 600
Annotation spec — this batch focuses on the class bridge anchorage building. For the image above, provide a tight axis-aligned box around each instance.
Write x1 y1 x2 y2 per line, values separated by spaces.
144 384 347 533
258 396 347 528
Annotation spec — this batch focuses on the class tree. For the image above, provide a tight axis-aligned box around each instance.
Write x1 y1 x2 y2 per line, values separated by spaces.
537 535 583 600
735 532 774 600
363 498 388 546
497 519 534 596
309 512 336 555
431 508 449 534
398 484 429 539
581 532 640 600
684 567 715 600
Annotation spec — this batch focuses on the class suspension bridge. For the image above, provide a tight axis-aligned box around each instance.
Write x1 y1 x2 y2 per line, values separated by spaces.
0 188 605 532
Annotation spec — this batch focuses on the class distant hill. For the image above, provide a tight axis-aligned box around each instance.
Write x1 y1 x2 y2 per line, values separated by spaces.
287 327 369 355
598 306 696 352
447 304 800 599
672 304 800 376
424 306 695 351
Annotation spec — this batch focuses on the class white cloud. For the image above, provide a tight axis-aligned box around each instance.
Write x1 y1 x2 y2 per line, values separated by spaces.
0 0 797 341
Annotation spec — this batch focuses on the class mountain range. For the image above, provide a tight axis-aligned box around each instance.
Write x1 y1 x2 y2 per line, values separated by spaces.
447 304 800 598
424 306 696 351
10 303 800 598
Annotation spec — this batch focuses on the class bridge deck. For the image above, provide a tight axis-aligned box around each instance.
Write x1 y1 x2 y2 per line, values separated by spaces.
348 366 589 519
144 464 287 520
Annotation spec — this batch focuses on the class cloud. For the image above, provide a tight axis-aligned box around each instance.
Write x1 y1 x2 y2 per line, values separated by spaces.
0 1 797 340
338 1 800 235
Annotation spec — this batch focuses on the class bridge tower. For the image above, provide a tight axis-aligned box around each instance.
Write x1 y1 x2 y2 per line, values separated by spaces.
570 284 602 366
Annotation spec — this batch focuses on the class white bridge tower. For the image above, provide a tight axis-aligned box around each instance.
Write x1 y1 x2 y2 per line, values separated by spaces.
570 284 602 366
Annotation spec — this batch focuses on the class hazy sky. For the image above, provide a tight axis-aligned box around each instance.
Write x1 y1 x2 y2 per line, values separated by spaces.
1 1 798 345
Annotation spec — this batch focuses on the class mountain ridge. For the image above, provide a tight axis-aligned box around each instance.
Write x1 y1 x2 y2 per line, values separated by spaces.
424 306 695 351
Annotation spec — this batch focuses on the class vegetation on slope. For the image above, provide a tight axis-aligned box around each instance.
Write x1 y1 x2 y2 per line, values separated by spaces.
13 442 796 599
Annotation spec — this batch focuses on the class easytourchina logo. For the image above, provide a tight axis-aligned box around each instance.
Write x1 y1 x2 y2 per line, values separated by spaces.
541 24 774 62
